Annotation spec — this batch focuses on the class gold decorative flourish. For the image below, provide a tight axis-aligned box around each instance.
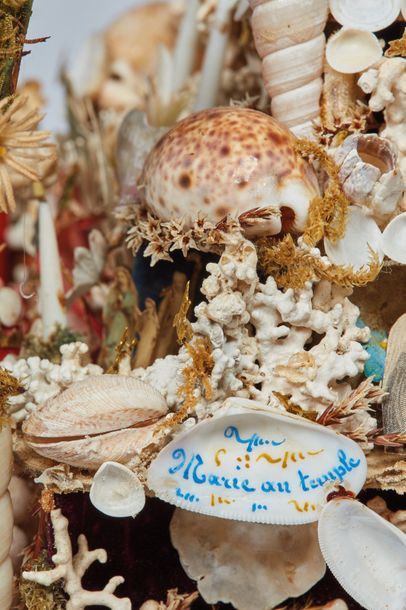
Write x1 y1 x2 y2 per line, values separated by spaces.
40 488 55 513
0 367 24 426
288 500 316 513
257 449 324 469
173 281 193 344
106 327 137 374
385 30 406 57
257 234 381 289
0 95 57 212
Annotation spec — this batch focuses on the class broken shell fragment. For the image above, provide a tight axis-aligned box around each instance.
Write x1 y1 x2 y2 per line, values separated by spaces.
141 107 320 235
170 508 326 610
318 498 406 610
326 29 383 74
22 375 167 470
382 212 406 264
329 0 401 32
90 462 146 518
324 206 383 271
331 134 404 221
147 400 367 524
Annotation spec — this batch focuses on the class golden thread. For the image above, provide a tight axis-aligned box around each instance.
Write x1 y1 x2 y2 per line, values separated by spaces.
106 327 137 374
40 488 55 513
173 281 193 345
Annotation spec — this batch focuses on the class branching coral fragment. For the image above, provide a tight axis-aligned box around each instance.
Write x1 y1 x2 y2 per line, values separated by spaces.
22 509 131 610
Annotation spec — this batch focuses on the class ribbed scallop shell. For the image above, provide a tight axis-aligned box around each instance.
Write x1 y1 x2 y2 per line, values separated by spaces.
23 374 167 439
148 399 367 525
318 498 406 610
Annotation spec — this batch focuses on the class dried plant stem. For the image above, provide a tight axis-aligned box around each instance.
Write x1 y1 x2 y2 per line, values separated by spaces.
0 0 34 98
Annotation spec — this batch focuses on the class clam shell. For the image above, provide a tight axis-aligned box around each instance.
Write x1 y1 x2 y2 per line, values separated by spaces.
382 212 406 264
141 107 320 234
329 0 401 32
90 462 146 518
147 399 367 524
326 29 383 74
324 206 383 271
23 375 167 439
318 498 406 610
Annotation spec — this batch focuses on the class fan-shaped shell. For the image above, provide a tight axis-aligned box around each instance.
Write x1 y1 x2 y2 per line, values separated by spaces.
326 29 382 74
147 399 367 524
90 462 146 518
141 107 320 234
382 212 406 264
329 0 401 32
318 498 406 610
324 206 383 270
23 375 167 439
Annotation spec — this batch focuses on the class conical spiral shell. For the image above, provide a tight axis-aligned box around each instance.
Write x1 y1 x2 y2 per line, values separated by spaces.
249 0 328 132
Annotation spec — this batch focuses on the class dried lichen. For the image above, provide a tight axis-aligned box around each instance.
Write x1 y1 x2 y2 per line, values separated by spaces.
294 138 350 246
385 30 406 58
20 552 66 610
0 366 24 425
257 234 381 289
22 325 82 362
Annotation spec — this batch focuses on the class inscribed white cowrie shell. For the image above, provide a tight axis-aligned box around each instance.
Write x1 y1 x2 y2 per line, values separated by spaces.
148 400 367 524
90 462 146 518
329 0 401 32
318 498 406 610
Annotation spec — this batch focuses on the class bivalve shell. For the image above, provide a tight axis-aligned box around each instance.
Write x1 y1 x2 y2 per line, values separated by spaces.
326 28 383 74
23 375 167 470
147 399 367 524
318 498 406 610
329 0 401 32
90 461 146 518
382 212 406 264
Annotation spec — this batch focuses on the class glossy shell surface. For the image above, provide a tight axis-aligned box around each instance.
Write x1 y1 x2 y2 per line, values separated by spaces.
326 29 382 74
148 401 367 524
329 0 401 32
318 498 406 610
382 212 406 264
90 461 146 518
141 107 320 233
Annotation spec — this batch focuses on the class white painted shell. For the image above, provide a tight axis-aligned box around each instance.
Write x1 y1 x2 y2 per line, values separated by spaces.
170 509 326 610
382 212 406 263
148 400 367 524
324 206 383 270
318 498 406 610
90 462 145 518
329 0 401 32
23 375 167 470
326 29 383 74
249 0 328 133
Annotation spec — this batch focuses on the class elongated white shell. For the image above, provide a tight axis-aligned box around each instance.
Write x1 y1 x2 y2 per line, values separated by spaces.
324 206 383 270
329 0 401 32
318 498 406 610
326 29 383 74
23 375 167 439
90 462 146 518
382 212 406 264
148 400 367 524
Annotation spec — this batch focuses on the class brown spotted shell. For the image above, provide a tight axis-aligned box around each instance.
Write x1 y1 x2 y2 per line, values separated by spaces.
141 107 320 233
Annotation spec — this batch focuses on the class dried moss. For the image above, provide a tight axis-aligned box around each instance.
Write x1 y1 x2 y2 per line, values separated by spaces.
21 325 82 363
20 552 66 610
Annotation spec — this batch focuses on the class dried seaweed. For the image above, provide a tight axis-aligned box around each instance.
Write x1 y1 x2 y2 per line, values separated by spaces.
22 325 82 363
20 552 66 610
0 366 24 426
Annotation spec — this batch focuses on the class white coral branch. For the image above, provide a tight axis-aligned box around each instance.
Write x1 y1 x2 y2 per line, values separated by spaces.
22 509 131 610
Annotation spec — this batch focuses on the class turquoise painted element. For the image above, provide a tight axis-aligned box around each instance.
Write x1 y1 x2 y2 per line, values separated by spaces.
357 319 387 382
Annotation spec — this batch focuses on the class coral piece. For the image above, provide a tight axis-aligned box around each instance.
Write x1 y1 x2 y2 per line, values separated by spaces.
358 57 406 186
139 589 199 610
0 95 57 212
170 509 326 610
367 496 406 533
22 508 131 609
1 342 103 423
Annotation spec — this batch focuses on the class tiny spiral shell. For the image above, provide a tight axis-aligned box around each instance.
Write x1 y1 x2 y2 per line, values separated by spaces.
0 427 13 610
249 0 329 133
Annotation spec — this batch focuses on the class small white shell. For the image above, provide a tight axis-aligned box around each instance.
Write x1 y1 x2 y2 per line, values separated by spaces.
382 212 406 263
326 28 383 74
90 462 146 518
0 287 21 327
324 206 383 270
318 498 406 610
329 0 401 32
148 399 367 525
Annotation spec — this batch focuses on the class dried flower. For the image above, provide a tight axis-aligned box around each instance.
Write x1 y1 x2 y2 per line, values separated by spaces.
317 378 384 426
0 95 57 212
